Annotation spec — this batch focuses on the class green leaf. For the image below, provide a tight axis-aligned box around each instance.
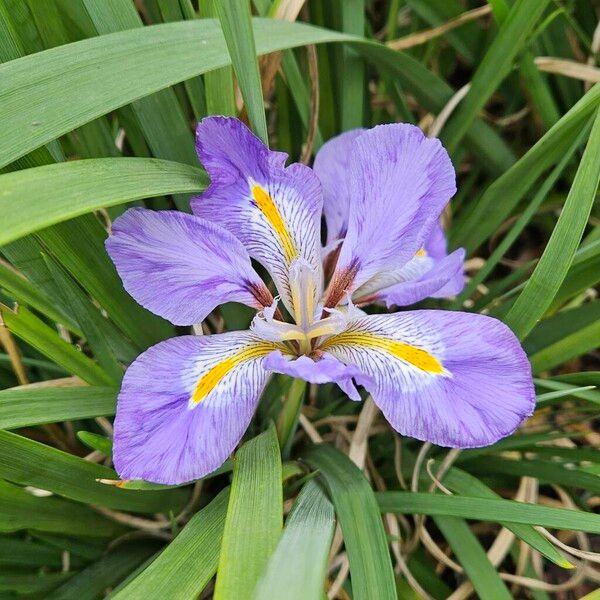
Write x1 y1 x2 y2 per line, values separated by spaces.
48 542 158 600
338 0 365 130
82 0 200 212
216 0 268 143
0 480 122 537
0 537 64 568
454 83 600 252
77 431 113 456
506 108 600 339
201 0 236 116
35 214 172 350
303 444 396 600
441 0 552 153
451 126 587 309
43 254 123 383
253 480 335 600
436 462 572 568
112 489 229 600
377 491 600 533
0 158 205 246
456 455 600 495
0 430 188 513
0 19 513 176
0 571 72 595
0 385 116 429
0 304 112 386
0 260 80 333
215 425 282 600
435 516 512 600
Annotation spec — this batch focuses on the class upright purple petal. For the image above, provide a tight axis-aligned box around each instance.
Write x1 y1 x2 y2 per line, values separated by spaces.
191 117 323 314
313 128 365 244
354 224 466 307
321 311 534 447
106 208 272 326
113 332 279 484
325 124 456 307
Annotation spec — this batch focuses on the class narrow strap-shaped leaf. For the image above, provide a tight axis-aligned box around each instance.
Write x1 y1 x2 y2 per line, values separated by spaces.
0 158 205 246
0 480 123 537
215 425 282 600
202 0 236 116
441 0 552 153
0 385 116 429
48 542 159 600
0 261 80 333
303 444 396 600
453 83 600 252
0 304 112 386
0 430 188 513
435 516 512 600
338 0 365 130
506 108 600 339
112 489 230 600
434 463 572 568
253 480 335 600
0 19 513 175
217 0 268 143
44 255 123 383
377 491 600 532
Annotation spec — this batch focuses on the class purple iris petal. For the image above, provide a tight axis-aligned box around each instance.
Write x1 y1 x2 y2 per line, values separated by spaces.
353 223 466 306
328 124 456 301
106 208 271 326
263 350 363 401
313 128 365 244
324 311 535 448
113 332 273 485
191 116 323 313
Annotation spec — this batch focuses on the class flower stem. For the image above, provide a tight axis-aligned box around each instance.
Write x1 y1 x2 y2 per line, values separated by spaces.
276 377 307 458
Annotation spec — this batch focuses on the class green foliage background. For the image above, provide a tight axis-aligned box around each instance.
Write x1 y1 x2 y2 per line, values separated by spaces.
0 0 599 598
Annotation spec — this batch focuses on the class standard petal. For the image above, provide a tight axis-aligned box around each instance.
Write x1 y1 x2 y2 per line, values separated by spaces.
313 128 365 244
113 332 281 484
191 116 323 313
353 224 465 306
321 311 535 448
106 208 272 326
325 124 456 307
263 350 362 401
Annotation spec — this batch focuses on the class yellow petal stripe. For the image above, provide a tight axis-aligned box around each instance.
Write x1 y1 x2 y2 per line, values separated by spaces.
251 184 296 262
191 342 280 405
322 331 444 374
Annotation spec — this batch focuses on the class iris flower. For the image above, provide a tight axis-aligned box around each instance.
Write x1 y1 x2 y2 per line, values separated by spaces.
106 117 534 485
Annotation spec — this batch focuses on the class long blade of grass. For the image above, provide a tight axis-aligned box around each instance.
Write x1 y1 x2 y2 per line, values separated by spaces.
453 83 600 252
0 385 116 429
0 261 79 332
48 542 158 600
0 19 513 175
441 0 552 153
0 430 188 513
377 491 600 532
303 444 396 600
252 480 335 600
0 158 205 246
0 304 112 386
435 516 512 600
214 425 282 600
505 108 600 339
216 0 268 143
0 480 123 537
112 489 230 600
